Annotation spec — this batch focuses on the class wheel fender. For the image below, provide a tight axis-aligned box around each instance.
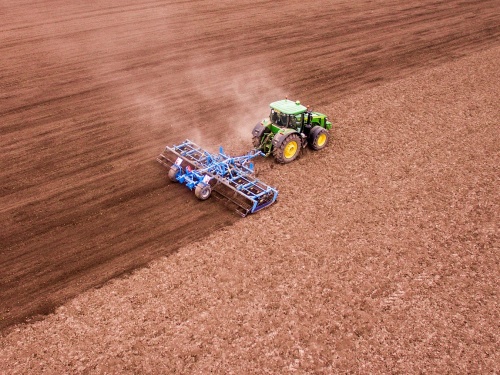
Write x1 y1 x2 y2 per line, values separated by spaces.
272 129 297 148
271 132 286 148
252 122 267 139
309 125 324 142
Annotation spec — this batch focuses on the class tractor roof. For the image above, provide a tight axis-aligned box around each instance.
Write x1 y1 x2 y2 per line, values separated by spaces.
270 99 307 115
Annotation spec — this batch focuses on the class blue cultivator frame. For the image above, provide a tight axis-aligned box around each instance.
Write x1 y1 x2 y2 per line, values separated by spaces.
157 140 278 217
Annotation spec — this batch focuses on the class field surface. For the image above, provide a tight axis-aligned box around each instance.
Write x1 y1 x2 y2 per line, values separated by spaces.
1 0 499 373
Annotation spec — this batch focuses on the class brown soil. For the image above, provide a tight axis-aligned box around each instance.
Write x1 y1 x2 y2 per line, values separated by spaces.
1 0 499 373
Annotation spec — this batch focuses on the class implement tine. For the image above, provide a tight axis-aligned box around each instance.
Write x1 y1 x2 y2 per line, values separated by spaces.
158 139 277 216
212 189 250 217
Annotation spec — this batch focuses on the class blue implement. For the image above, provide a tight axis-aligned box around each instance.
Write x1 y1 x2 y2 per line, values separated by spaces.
157 140 278 216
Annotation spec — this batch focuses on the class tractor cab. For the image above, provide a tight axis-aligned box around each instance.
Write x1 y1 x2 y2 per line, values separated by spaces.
270 109 304 130
252 98 332 163
269 99 308 132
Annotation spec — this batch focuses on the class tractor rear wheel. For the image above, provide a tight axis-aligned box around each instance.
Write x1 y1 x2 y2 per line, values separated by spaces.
252 122 267 149
168 165 180 182
252 136 261 148
273 133 301 164
309 126 329 151
195 182 212 200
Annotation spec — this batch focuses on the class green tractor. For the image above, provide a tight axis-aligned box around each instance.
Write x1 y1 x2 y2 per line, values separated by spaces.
252 99 332 163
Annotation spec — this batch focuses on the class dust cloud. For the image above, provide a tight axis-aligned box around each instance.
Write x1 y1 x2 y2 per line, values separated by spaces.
185 56 285 154
1 2 286 156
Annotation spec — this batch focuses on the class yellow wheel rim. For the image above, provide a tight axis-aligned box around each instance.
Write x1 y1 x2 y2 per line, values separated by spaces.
284 140 298 159
317 133 327 147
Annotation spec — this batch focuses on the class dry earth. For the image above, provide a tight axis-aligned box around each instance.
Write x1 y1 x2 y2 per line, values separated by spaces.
1 0 499 373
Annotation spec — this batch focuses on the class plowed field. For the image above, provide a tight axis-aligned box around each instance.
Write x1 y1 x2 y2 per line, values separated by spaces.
1 1 499 372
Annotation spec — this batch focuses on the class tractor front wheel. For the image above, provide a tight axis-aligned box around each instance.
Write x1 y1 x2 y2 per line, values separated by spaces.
274 133 301 164
309 126 329 151
195 182 212 200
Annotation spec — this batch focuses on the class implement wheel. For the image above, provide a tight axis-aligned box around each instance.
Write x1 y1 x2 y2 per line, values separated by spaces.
195 182 212 200
309 126 329 151
274 133 301 164
168 165 180 182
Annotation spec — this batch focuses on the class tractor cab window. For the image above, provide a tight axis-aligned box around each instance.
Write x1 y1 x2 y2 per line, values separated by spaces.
295 114 304 128
270 109 301 129
281 113 289 127
270 109 278 124
270 109 289 127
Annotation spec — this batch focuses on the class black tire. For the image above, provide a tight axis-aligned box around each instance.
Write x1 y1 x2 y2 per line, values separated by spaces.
194 182 211 200
273 133 301 164
252 122 267 149
252 136 261 148
168 165 180 182
309 126 329 151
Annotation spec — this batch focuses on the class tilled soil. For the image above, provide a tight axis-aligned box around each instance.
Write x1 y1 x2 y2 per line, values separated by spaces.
1 0 499 373
1 44 498 374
